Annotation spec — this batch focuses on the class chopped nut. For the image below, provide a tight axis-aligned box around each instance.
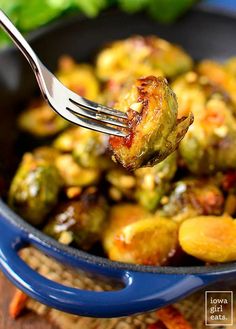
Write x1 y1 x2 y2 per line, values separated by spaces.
130 102 143 113
58 231 73 245
160 196 169 205
214 125 228 137
65 186 82 199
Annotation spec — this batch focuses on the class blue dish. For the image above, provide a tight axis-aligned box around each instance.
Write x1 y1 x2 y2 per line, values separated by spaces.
0 6 236 318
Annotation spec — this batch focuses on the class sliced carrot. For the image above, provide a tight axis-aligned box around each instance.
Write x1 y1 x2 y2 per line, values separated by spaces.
156 305 192 329
148 321 167 329
9 289 28 319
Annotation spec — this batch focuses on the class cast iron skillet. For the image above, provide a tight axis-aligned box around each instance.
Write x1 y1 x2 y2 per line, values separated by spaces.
0 6 236 318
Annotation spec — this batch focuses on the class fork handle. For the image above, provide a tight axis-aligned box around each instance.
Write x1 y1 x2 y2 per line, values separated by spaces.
0 10 40 71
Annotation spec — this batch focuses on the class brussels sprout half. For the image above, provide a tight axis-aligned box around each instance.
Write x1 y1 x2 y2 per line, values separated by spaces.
109 76 193 170
158 178 224 223
9 153 61 225
44 188 108 250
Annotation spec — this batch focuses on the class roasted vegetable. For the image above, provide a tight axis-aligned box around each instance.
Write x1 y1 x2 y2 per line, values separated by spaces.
54 127 112 170
103 203 149 254
72 130 112 170
18 100 69 137
107 216 178 265
173 72 236 174
179 95 236 174
106 168 136 201
109 76 193 170
225 57 236 77
158 179 224 223
179 215 236 263
44 188 108 250
55 154 100 187
33 146 60 163
9 290 28 319
57 56 100 101
103 204 178 265
98 35 192 106
134 152 177 211
18 57 100 138
156 305 193 329
96 36 192 82
197 60 236 107
171 71 206 118
9 153 61 225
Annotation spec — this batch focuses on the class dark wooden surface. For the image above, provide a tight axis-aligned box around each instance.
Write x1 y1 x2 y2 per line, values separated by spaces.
0 272 55 329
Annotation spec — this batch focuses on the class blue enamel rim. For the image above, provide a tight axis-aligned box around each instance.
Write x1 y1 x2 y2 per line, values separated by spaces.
1 4 236 318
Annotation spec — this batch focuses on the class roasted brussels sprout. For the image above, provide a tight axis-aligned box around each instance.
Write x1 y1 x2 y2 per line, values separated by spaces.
171 71 207 118
9 153 61 225
103 205 178 265
173 71 236 174
179 95 236 174
134 152 177 211
96 36 192 82
158 179 224 223
57 56 100 101
197 60 236 107
44 188 108 250
54 127 112 170
18 100 69 137
225 57 236 77
98 36 193 107
55 154 100 187
53 127 81 152
109 76 193 170
33 146 60 164
106 168 136 201
103 204 149 254
179 215 236 263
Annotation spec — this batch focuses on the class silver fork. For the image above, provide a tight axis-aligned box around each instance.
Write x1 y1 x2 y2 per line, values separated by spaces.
0 10 127 137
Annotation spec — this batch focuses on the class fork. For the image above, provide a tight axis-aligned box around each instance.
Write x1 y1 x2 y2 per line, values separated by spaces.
0 10 127 137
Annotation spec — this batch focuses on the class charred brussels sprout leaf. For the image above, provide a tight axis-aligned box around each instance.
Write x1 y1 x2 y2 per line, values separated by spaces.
44 189 108 250
9 153 61 225
109 76 193 170
179 216 236 263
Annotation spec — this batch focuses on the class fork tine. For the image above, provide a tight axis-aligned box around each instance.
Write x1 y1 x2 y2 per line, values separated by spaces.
69 96 127 119
67 101 128 128
62 108 127 137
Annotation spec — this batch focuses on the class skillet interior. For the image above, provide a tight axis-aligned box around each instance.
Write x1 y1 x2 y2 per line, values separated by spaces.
1 7 236 275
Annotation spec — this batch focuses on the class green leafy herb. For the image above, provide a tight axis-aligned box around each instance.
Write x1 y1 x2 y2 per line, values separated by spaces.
0 0 198 47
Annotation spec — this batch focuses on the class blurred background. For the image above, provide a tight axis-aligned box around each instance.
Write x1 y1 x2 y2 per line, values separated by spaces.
0 0 231 48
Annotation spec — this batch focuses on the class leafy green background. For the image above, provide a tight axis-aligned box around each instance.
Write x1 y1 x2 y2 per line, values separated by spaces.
0 0 197 47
